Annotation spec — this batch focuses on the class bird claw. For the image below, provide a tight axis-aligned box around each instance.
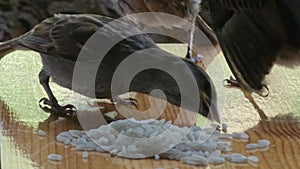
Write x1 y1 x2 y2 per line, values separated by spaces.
39 98 77 118
185 48 206 69
223 77 270 97
113 97 138 108
190 54 204 64
222 77 268 120
62 104 77 117
223 76 241 89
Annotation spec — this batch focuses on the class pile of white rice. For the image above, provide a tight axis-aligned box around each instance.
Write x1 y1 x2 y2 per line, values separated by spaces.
54 118 269 166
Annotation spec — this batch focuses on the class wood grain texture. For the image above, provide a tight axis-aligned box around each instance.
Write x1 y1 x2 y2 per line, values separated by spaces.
96 93 198 127
1 99 300 169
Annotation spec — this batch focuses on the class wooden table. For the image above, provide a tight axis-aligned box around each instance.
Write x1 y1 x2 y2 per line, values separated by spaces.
1 98 300 169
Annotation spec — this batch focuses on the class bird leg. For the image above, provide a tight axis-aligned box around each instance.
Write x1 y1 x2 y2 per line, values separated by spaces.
223 76 241 89
112 96 138 108
184 0 206 69
38 70 76 118
185 0 201 60
242 90 268 120
87 97 138 112
223 76 268 120
87 96 138 122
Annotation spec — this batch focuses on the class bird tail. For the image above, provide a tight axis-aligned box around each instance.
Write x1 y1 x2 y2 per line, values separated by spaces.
0 38 21 59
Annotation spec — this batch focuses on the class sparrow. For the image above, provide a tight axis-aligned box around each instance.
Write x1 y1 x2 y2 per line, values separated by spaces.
0 0 219 66
207 0 300 119
0 14 220 122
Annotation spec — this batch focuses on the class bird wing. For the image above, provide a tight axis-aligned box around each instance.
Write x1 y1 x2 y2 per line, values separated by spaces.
220 0 264 11
211 0 282 94
18 14 111 62
17 14 158 62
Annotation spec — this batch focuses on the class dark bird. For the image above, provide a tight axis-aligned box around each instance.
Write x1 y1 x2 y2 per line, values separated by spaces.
0 14 220 122
206 0 300 119
0 0 219 66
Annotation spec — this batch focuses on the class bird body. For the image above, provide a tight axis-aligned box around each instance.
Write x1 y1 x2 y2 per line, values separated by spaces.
1 14 157 99
207 0 300 95
0 0 217 43
0 0 219 68
0 14 220 122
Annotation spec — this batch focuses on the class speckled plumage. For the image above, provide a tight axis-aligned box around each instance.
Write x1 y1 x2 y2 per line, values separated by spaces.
0 14 220 122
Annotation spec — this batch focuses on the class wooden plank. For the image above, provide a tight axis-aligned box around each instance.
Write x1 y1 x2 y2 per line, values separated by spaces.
1 99 300 169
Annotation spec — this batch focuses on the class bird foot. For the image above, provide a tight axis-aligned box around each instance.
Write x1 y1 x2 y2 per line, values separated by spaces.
113 97 138 108
87 100 128 122
223 77 268 120
185 47 206 69
223 76 242 89
88 97 138 113
190 54 204 63
39 98 77 118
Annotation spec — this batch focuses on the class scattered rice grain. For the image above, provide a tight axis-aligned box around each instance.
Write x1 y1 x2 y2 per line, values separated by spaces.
209 156 225 165
232 132 249 140
246 143 258 150
181 155 208 166
248 155 259 164
257 139 270 148
154 154 160 160
48 154 62 161
221 123 228 132
82 151 89 159
38 130 46 137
